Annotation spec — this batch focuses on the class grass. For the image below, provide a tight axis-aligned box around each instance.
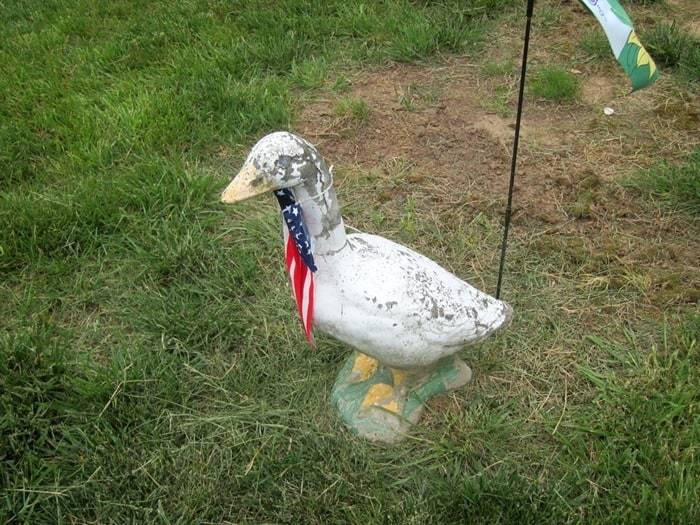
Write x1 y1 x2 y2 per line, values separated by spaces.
530 66 581 102
623 148 700 216
333 96 373 125
481 60 517 116
566 321 699 522
395 81 440 112
1 0 699 523
578 28 614 61
644 22 700 83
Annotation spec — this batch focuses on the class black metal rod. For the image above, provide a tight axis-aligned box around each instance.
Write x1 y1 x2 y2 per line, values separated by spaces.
496 0 535 300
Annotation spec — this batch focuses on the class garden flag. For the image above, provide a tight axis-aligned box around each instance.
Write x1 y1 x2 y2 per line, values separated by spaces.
275 189 316 346
579 0 658 91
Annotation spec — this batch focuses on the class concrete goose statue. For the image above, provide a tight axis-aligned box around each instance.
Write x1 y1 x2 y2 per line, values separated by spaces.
222 131 513 443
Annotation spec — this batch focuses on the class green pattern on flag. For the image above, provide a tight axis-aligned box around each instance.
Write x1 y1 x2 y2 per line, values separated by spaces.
579 0 658 91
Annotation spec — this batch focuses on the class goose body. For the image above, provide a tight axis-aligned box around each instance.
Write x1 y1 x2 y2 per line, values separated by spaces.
313 232 510 370
222 132 512 442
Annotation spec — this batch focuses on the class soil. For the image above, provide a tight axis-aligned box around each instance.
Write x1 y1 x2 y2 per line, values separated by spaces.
293 0 700 312
291 11 700 311
297 55 693 214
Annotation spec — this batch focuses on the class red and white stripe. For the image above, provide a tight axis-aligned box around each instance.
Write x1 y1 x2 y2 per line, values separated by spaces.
284 226 315 346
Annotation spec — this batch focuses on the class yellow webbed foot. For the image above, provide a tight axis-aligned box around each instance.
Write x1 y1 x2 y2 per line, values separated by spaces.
331 352 473 443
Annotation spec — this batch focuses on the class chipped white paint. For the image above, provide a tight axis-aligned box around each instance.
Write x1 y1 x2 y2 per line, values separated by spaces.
222 131 512 371
313 233 512 369
222 131 347 255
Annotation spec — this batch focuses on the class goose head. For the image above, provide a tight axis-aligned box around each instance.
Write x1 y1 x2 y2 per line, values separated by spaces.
221 132 346 254
221 132 329 204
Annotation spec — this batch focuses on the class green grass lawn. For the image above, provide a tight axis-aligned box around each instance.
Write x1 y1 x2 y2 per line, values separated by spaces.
1 0 698 523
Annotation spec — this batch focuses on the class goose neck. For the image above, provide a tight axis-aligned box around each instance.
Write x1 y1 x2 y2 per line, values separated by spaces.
292 182 347 255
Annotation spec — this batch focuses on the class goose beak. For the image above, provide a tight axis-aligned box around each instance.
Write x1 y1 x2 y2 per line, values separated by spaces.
221 163 276 203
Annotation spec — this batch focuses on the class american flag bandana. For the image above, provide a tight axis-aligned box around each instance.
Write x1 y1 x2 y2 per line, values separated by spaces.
274 189 316 346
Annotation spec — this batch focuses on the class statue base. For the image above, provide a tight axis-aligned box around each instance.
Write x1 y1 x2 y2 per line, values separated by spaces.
330 352 473 443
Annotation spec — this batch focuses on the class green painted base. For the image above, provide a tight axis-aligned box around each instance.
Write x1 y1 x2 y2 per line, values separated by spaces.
330 352 473 443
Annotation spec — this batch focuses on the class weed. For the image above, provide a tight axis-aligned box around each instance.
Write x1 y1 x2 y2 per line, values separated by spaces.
388 14 438 62
623 148 700 216
566 320 699 521
481 59 516 116
290 57 329 90
483 84 515 117
330 74 352 92
483 58 515 76
396 85 418 111
644 22 700 82
399 197 418 233
395 81 439 111
333 96 372 124
530 66 581 101
578 28 611 61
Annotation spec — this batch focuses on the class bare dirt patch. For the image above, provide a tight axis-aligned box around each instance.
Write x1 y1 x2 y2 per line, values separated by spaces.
296 57 695 218
293 46 699 312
